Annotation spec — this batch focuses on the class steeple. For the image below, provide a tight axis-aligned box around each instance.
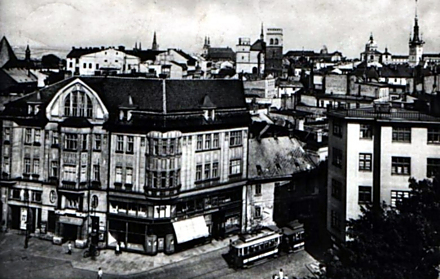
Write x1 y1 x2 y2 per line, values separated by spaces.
134 41 138 50
260 22 264 41
25 44 31 62
152 31 158 50
408 0 424 66
139 41 142 50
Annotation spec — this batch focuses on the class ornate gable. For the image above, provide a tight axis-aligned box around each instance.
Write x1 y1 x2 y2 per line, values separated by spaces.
45 78 109 123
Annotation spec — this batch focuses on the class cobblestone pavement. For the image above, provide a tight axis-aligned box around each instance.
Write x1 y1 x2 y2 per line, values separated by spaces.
0 231 319 279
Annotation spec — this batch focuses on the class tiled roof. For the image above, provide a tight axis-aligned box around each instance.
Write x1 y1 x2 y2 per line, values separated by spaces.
206 47 235 61
2 77 247 123
380 64 413 78
248 136 314 179
0 36 18 68
66 47 101 58
125 49 165 62
250 39 266 51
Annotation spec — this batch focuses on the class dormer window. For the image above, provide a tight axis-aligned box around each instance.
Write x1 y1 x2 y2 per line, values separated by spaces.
64 90 93 118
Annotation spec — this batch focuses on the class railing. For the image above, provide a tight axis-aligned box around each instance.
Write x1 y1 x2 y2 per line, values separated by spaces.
59 181 87 190
329 107 440 122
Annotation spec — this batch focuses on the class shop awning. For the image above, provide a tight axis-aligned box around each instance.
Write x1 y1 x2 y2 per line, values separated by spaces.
172 216 209 244
59 216 84 226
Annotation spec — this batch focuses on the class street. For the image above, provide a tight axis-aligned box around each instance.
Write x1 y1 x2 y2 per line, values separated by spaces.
0 232 316 279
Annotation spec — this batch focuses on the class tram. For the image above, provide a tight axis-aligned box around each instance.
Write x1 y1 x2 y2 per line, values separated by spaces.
227 226 283 268
280 220 305 253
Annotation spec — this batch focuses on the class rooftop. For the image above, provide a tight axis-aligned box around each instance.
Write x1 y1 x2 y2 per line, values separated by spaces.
327 105 440 123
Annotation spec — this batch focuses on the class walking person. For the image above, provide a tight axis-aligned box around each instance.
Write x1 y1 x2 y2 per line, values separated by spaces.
97 267 103 279
67 241 72 255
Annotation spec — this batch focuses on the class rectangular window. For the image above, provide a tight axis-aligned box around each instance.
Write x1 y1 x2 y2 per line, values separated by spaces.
127 136 134 153
391 157 411 175
230 131 242 147
80 165 87 182
33 159 40 174
25 128 32 144
333 123 342 137
196 164 202 181
197 135 203 150
427 158 440 177
205 134 211 149
428 128 440 144
153 139 159 155
51 161 58 177
161 140 167 155
229 159 242 175
331 179 342 201
64 133 78 150
213 133 219 148
169 171 175 187
330 210 341 232
34 129 41 143
4 127 10 142
161 172 166 188
392 127 411 143
204 163 210 179
359 153 372 171
115 167 122 183
169 139 175 154
24 158 31 174
360 124 372 139
32 191 42 203
63 165 76 181
96 63 99 69
3 158 10 174
83 63 86 68
332 148 343 168
212 162 219 178
391 190 410 208
52 132 59 145
358 186 372 204
126 168 133 184
81 134 87 150
116 135 124 152
255 206 262 218
255 184 262 196
94 134 101 150
93 164 100 181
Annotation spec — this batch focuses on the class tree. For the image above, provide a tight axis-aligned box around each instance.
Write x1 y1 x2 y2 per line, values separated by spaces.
325 177 440 279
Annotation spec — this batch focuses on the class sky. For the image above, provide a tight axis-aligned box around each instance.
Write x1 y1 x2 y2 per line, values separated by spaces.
1 0 439 59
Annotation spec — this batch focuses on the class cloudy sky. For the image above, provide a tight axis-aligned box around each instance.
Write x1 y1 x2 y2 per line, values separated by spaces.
1 0 439 58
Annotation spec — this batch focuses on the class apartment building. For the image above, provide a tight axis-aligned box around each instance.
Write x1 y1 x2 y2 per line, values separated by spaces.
0 76 249 255
327 104 440 243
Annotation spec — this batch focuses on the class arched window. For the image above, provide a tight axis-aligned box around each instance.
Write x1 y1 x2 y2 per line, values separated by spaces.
64 90 93 118
275 38 279 45
270 38 274 45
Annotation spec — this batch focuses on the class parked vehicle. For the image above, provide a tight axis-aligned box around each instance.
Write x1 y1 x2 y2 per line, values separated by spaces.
83 243 100 258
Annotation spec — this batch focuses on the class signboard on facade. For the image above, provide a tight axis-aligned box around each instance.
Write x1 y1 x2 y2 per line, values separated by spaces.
20 207 27 230
59 216 83 226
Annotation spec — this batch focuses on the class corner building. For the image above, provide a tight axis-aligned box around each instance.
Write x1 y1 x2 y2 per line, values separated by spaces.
326 104 440 244
0 77 249 255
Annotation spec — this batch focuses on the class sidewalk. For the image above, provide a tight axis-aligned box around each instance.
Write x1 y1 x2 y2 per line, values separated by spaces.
0 231 236 276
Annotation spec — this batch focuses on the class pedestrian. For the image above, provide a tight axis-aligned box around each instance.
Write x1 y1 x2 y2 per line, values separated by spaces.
67 241 72 255
115 242 120 255
97 267 103 279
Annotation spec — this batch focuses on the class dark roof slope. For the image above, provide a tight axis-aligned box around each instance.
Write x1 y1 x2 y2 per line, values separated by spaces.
0 36 18 68
125 49 165 62
250 39 266 51
165 79 245 112
66 47 101 58
207 47 235 61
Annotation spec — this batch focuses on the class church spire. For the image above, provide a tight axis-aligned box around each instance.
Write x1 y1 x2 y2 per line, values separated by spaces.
152 31 158 50
25 44 31 62
410 0 423 44
260 22 264 41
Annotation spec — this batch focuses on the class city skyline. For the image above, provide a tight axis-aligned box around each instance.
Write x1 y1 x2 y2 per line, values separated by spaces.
1 0 440 59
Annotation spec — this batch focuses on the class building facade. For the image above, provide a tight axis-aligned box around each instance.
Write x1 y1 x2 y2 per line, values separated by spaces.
0 77 249 255
327 104 440 243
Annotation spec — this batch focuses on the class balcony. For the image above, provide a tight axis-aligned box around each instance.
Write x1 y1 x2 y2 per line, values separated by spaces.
59 181 87 190
143 184 181 200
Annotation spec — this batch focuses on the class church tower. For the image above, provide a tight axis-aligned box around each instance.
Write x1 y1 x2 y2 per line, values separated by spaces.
265 28 283 77
152 32 158 50
25 44 31 62
409 1 424 66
